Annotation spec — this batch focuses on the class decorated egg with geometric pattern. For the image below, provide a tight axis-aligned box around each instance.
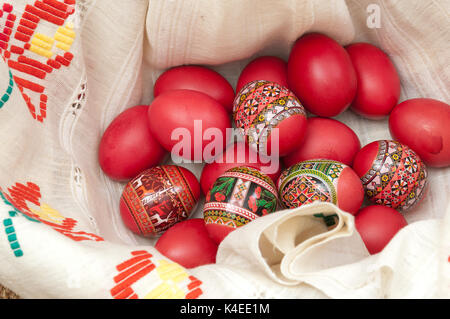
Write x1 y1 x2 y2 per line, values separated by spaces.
232 80 307 157
203 166 278 244
120 165 201 237
352 140 428 211
277 159 364 215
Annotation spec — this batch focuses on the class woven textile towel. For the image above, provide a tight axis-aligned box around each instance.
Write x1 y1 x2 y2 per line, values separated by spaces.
0 0 448 299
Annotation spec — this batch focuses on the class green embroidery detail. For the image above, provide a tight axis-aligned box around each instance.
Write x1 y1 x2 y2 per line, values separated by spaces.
0 70 14 108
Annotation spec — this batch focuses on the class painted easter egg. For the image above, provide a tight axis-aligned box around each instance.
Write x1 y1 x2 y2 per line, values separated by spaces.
98 105 166 181
148 89 232 162
346 43 400 119
282 117 361 167
155 218 218 268
232 80 307 157
352 140 428 211
277 159 364 215
355 205 407 254
120 165 201 237
153 65 235 113
200 141 281 196
389 98 450 168
287 33 357 117
236 56 288 93
203 166 278 244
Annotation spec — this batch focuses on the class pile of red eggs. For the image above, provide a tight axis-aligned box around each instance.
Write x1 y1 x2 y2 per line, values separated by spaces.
98 32 450 268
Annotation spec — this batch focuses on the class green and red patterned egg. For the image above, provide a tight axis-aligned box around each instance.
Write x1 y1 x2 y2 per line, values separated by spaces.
232 80 307 156
352 140 428 211
277 159 364 215
120 165 201 237
203 166 278 244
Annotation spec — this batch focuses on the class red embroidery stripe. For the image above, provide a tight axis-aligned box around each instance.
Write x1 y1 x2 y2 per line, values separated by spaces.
5 20 14 28
44 0 69 12
18 55 53 73
20 18 38 30
6 13 16 21
40 102 46 110
17 25 34 36
110 264 155 297
113 260 152 283
8 60 47 79
40 94 48 102
128 294 138 299
131 250 150 256
25 4 65 26
64 52 73 61
23 12 40 23
47 59 60 69
64 0 76 5
187 277 202 290
0 41 7 49
24 43 31 50
186 288 203 299
3 27 12 36
35 1 68 19
11 46 24 54
14 183 42 201
3 4 13 13
14 32 30 42
55 55 70 66
0 33 9 42
116 253 153 272
13 76 45 93
3 50 10 59
113 287 134 299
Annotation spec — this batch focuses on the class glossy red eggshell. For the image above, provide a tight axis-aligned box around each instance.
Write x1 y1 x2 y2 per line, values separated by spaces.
355 205 407 254
287 33 357 117
98 105 166 181
154 65 235 113
389 98 450 167
267 113 308 157
148 89 232 162
200 141 281 195
346 43 401 119
236 56 288 93
283 117 361 167
336 167 365 215
155 218 218 268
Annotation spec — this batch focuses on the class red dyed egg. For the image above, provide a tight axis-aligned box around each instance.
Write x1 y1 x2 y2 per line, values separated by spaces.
346 43 401 119
287 33 357 117
204 166 278 244
200 141 281 195
148 89 232 162
283 117 361 167
98 105 166 181
155 218 218 268
389 98 450 168
119 165 200 237
355 205 407 254
153 65 235 113
233 80 307 157
352 140 428 211
236 56 288 93
278 159 364 215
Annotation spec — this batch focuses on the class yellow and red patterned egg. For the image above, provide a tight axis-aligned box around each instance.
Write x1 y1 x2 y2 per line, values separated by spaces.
352 140 428 211
119 165 200 237
232 80 307 156
277 159 364 215
203 166 278 244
